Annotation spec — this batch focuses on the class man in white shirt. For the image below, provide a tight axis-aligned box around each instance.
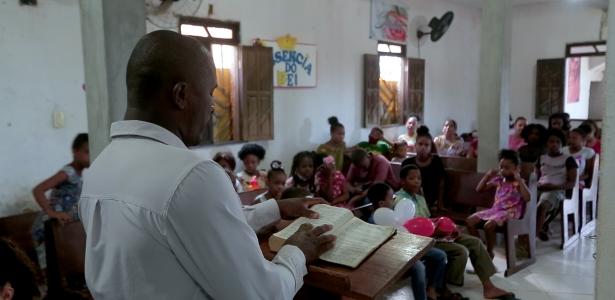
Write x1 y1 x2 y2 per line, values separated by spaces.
79 30 335 299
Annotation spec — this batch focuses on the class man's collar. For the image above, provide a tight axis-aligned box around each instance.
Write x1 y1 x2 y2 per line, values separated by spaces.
110 120 187 149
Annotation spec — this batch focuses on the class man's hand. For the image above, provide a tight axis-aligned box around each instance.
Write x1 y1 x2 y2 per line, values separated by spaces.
277 197 328 220
285 223 336 263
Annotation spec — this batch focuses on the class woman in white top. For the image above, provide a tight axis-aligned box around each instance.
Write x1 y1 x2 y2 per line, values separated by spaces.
433 119 465 157
563 127 596 187
398 116 418 152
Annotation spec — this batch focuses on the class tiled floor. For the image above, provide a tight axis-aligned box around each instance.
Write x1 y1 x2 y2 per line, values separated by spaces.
379 226 597 300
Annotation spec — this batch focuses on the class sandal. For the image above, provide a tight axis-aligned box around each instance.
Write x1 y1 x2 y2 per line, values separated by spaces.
440 292 469 300
490 292 519 300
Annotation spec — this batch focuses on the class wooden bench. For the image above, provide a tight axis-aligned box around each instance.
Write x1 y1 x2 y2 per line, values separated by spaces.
44 219 91 298
580 154 599 235
440 156 477 172
0 212 40 269
238 189 267 205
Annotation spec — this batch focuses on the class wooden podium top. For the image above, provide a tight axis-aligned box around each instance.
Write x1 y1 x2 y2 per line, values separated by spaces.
260 231 434 300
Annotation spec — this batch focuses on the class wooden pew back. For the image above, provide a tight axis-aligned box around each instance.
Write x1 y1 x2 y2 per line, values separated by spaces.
0 212 39 267
438 170 494 222
440 156 477 172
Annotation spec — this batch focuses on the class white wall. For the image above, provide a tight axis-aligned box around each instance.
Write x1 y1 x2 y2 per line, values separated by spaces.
0 0 86 217
510 2 603 122
147 0 482 173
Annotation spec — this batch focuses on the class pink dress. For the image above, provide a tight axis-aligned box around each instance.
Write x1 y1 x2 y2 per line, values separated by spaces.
508 134 526 151
471 176 524 225
315 170 348 208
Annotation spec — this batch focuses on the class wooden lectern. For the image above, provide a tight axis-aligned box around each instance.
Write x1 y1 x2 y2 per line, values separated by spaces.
260 231 434 300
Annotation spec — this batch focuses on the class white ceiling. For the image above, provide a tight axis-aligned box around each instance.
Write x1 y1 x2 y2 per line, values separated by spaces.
446 0 608 9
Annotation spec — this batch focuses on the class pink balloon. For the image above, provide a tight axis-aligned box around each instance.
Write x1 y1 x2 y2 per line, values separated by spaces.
403 217 435 237
434 217 456 235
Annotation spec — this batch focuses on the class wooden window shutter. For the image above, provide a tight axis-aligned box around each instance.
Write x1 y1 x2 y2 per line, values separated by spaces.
404 58 425 122
363 54 380 127
535 58 565 119
240 46 274 140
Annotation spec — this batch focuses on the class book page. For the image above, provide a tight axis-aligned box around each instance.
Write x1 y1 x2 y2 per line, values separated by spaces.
273 204 353 240
319 217 396 268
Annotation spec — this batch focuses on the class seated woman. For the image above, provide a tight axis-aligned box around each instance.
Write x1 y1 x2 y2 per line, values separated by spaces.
508 117 527 150
398 116 419 152
315 156 350 207
466 150 531 258
286 151 315 193
213 151 243 192
433 119 465 157
317 116 348 171
254 161 287 204
237 143 268 191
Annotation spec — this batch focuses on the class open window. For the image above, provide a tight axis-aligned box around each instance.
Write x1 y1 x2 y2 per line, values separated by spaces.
179 17 274 144
363 42 424 127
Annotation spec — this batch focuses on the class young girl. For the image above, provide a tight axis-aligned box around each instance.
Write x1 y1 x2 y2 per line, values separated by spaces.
548 112 571 133
391 141 408 163
31 133 89 269
253 161 287 204
433 119 465 157
0 238 41 300
398 116 418 152
466 150 531 258
581 120 601 154
536 129 578 241
508 117 527 150
285 151 315 193
237 143 267 191
213 151 243 192
317 116 347 171
315 156 350 207
563 127 596 187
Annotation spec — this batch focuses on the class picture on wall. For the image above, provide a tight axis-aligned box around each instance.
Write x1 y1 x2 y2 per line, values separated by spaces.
370 0 409 44
567 57 581 103
264 35 317 88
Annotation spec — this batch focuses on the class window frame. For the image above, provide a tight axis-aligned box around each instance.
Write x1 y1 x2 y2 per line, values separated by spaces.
179 16 240 46
377 41 406 58
566 41 607 57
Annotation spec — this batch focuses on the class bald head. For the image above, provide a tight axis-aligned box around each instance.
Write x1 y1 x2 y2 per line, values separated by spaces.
125 30 217 146
126 30 214 109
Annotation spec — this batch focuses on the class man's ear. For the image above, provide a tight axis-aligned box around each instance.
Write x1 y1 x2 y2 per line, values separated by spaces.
172 82 188 109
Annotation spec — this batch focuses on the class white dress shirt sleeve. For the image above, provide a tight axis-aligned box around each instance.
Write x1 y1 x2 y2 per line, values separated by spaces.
243 199 281 232
164 161 307 300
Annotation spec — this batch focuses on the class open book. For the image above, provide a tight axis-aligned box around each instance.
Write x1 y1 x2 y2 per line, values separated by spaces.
269 204 396 268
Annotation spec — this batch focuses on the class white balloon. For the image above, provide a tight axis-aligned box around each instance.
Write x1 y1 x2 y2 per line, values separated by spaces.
373 207 398 226
396 225 409 233
394 199 416 223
